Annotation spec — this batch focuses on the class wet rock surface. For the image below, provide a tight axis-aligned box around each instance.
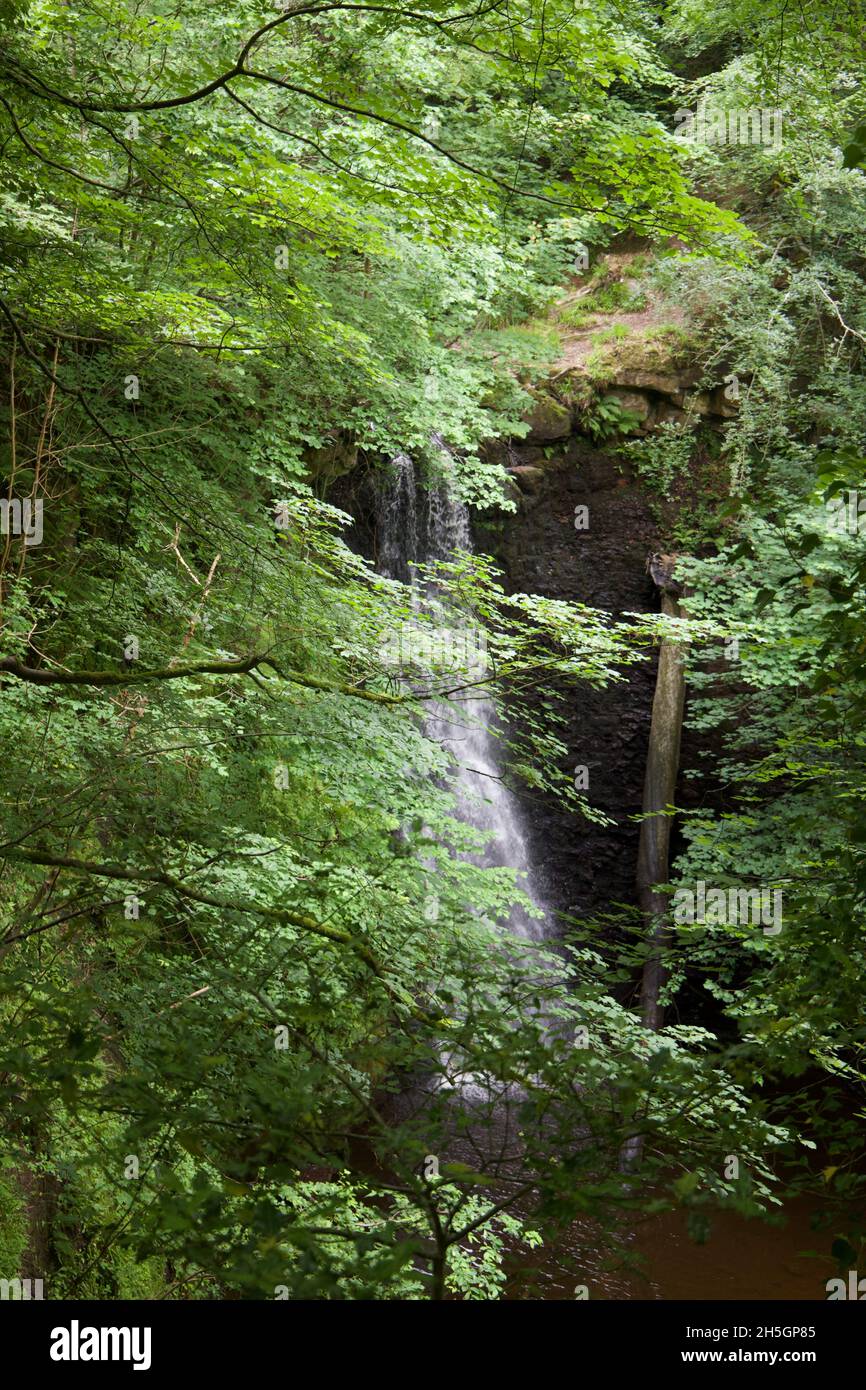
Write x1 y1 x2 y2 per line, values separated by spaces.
476 435 661 928
332 434 664 934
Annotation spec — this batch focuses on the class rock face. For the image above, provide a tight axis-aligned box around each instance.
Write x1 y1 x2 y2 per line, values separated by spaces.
647 551 682 593
332 321 729 939
508 464 546 494
608 368 701 396
602 389 653 425
563 365 738 434
523 391 573 442
549 352 740 436
335 436 663 930
303 432 358 484
475 434 661 926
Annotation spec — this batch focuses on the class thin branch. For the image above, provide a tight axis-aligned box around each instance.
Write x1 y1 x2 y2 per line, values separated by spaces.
0 12 593 214
5 847 405 991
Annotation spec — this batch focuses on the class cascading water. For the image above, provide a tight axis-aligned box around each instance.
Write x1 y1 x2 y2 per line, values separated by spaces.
377 452 547 944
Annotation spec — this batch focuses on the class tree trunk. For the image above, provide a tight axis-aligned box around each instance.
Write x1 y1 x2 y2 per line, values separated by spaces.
637 587 686 1030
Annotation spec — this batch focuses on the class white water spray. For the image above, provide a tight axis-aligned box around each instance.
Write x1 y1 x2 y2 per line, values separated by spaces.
377 453 547 943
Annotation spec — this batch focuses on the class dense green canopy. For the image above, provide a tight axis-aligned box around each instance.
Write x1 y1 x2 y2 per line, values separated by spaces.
1 0 865 1298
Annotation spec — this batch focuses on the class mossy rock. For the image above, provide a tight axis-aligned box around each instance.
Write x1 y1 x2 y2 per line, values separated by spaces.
508 465 546 494
523 392 572 442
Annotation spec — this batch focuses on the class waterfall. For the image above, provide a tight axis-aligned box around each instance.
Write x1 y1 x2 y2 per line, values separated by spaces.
377 453 547 943
376 452 419 585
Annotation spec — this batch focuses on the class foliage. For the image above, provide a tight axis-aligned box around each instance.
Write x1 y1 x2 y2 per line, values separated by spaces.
2 0 863 1301
636 2 866 1254
623 419 697 497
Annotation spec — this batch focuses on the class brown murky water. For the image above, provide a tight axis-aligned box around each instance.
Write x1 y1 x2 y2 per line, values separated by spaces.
635 1198 830 1301
507 1195 832 1300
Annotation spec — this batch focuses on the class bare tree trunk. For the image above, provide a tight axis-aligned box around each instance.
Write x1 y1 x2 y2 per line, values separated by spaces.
637 581 686 1030
619 574 686 1174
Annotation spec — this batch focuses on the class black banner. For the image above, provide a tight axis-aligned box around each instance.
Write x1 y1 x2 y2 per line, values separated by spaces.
6 1299 860 1377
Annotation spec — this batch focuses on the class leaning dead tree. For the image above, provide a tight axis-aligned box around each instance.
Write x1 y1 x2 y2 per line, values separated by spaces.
637 553 686 1031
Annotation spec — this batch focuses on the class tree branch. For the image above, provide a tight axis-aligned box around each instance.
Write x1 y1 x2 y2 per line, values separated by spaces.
0 7 589 214
0 652 406 702
6 847 400 989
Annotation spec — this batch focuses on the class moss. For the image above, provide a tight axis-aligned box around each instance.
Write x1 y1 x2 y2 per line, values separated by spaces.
558 302 596 329
644 324 696 362
557 283 648 330
588 282 648 313
582 323 699 385
524 391 572 440
590 324 630 345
